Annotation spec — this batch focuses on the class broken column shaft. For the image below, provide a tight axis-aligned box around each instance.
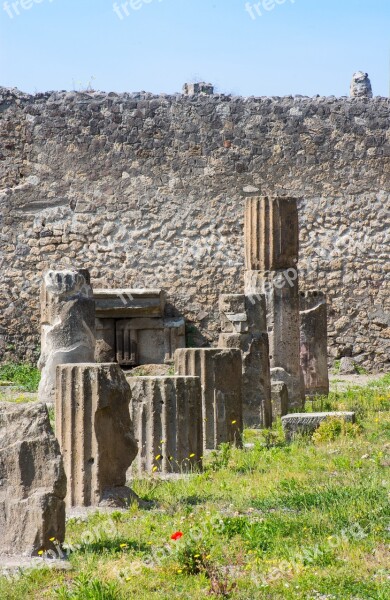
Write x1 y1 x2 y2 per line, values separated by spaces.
38 269 96 404
55 363 138 507
128 376 202 475
244 196 304 408
174 348 243 450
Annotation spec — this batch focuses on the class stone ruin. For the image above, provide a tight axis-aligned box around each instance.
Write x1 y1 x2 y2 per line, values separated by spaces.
244 196 305 408
38 269 96 405
0 193 334 557
56 363 138 507
218 293 272 428
175 348 243 451
94 288 185 366
128 375 202 475
300 291 329 397
0 402 66 557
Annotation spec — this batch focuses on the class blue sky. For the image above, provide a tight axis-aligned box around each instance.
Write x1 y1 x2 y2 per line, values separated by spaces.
0 0 389 96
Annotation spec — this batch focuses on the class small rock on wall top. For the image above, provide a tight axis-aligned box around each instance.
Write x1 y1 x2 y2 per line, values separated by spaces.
350 72 373 98
183 82 214 96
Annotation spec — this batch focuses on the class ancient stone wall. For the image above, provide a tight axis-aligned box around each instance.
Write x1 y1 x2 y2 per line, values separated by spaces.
0 87 389 371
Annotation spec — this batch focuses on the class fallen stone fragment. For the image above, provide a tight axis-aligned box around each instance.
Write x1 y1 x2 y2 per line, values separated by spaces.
0 402 66 557
282 411 356 442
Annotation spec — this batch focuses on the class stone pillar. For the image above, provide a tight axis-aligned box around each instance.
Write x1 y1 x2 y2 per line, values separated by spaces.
127 376 202 475
174 348 242 451
38 269 96 404
55 363 138 508
218 294 271 428
244 196 304 409
299 290 329 396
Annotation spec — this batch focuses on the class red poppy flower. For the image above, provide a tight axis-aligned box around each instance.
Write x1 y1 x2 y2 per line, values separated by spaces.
170 531 183 541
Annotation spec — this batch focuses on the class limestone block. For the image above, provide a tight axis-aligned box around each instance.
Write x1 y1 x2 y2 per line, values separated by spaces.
38 269 96 404
55 363 138 507
0 402 66 557
282 412 356 442
174 348 242 450
93 289 165 318
339 357 357 375
244 293 268 335
241 334 272 427
127 376 202 475
350 72 373 98
244 196 299 271
300 290 329 396
271 381 288 419
219 294 248 333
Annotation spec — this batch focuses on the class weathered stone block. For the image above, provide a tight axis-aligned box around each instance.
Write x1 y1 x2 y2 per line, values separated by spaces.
271 381 288 419
127 376 202 475
38 269 96 404
183 82 214 96
219 294 271 428
219 294 248 333
339 357 357 375
174 348 242 450
282 412 356 442
0 402 66 557
300 290 329 396
94 289 165 318
55 363 138 507
246 270 304 408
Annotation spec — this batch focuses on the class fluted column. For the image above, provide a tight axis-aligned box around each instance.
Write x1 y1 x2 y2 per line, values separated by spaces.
218 293 272 428
174 348 243 450
244 196 304 409
55 363 137 507
128 376 202 475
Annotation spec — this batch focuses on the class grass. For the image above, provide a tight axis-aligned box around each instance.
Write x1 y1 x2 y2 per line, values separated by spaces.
0 375 389 599
0 363 40 392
